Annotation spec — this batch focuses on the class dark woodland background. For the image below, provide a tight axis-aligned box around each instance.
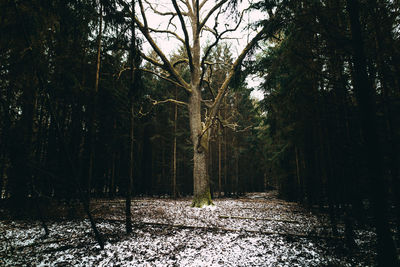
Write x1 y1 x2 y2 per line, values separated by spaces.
0 0 399 265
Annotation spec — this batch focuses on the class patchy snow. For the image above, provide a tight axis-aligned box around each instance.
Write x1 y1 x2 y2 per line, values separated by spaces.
1 191 377 266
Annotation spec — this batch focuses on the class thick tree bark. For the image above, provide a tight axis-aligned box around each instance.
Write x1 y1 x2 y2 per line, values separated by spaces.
190 88 212 207
346 0 398 265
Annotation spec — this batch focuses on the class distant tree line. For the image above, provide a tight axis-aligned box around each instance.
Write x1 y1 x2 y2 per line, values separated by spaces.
252 0 399 265
0 0 266 209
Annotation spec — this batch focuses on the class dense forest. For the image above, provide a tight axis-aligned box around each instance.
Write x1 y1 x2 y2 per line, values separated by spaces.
0 0 399 266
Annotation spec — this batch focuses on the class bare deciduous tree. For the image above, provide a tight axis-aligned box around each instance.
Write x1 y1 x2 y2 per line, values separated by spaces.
120 0 271 207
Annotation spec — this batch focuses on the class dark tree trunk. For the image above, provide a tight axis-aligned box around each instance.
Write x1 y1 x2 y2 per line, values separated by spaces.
218 120 222 198
126 101 134 233
126 0 136 234
88 4 103 197
346 0 398 265
172 87 178 198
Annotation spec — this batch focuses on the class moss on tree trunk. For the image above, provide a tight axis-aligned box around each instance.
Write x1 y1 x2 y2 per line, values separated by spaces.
192 188 213 208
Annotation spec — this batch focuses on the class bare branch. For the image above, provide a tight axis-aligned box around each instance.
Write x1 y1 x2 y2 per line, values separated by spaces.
139 68 188 90
196 0 200 33
203 78 216 100
135 18 191 91
137 106 152 117
148 27 185 44
204 61 229 66
171 0 194 73
115 66 131 80
181 0 193 16
203 7 246 61
197 118 216 152
137 50 164 68
167 16 178 32
200 9 245 88
173 58 189 67
235 125 252 133
203 64 215 100
215 116 250 132
199 0 209 11
149 96 188 106
202 25 217 35
201 99 213 107
199 9 222 87
210 26 269 118
138 0 148 28
144 0 189 16
199 0 228 31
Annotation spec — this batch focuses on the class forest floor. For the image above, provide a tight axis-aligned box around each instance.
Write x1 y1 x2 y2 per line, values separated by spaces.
0 191 379 266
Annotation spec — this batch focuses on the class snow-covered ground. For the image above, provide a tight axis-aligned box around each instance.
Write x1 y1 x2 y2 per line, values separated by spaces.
0 192 377 266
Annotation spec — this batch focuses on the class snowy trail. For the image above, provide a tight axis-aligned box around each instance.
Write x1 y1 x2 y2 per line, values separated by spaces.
1 191 376 266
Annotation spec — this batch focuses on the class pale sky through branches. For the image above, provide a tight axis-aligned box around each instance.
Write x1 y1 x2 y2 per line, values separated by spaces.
137 0 265 100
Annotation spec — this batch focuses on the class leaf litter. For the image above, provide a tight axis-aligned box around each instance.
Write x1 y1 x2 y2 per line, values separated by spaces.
1 191 377 266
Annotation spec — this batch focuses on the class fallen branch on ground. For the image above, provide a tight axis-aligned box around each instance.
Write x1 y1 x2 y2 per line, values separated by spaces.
219 215 300 223
98 218 342 240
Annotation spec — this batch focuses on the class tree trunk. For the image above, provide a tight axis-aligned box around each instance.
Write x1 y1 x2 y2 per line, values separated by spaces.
224 123 228 196
189 88 212 207
346 1 398 265
126 101 133 233
0 85 11 198
172 87 178 198
295 146 303 200
126 0 135 233
218 122 222 198
110 151 116 198
88 4 103 196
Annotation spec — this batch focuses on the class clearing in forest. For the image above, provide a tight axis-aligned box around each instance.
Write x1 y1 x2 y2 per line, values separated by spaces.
1 191 376 266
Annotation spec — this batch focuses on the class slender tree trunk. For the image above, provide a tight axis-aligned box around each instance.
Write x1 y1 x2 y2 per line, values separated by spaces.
88 4 103 197
295 146 303 200
110 151 116 198
31 95 50 236
109 126 116 199
172 87 178 198
0 87 11 198
346 1 398 265
235 144 239 196
0 155 4 198
209 137 213 196
126 0 135 233
218 121 222 198
126 101 134 233
224 123 228 196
